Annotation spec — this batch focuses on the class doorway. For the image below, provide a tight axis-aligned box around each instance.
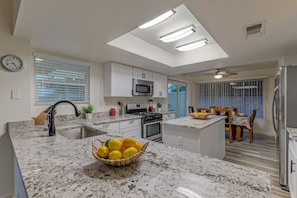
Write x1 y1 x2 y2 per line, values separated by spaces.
168 82 187 118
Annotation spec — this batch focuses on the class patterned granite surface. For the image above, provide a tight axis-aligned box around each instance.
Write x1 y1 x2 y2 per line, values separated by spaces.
9 118 271 198
162 115 226 129
287 127 297 142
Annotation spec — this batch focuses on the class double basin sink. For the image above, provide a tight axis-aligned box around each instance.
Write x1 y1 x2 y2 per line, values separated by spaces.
56 125 107 140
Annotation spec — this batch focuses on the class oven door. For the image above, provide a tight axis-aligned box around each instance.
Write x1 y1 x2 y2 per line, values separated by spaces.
143 121 162 141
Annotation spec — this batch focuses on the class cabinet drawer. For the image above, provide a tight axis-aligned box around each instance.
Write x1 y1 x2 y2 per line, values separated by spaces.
96 122 120 132
120 119 141 129
163 113 175 121
120 126 141 138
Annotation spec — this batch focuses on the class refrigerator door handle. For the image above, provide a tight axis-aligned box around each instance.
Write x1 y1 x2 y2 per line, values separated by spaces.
272 86 278 139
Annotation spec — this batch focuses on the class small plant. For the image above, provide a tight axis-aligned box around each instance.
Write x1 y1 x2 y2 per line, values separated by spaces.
82 104 93 114
157 102 162 108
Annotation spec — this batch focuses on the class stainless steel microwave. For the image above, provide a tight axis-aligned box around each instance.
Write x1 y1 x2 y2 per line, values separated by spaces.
132 79 154 96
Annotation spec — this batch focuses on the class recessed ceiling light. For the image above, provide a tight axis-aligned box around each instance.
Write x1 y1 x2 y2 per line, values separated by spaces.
176 39 208 51
160 25 196 43
138 10 175 29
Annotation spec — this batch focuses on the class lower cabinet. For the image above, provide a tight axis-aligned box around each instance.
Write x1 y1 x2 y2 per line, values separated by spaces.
120 119 142 138
95 122 120 132
288 135 297 198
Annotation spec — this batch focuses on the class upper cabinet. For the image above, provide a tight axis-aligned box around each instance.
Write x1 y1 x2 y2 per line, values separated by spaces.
104 62 132 97
153 72 167 98
133 68 153 80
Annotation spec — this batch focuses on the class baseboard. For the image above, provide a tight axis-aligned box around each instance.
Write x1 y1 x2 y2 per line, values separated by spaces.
0 193 13 198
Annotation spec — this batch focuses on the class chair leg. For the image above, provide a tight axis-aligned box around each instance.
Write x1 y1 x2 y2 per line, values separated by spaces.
248 129 252 143
229 130 232 143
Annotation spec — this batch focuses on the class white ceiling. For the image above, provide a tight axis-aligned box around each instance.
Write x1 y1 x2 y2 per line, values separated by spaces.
13 0 297 76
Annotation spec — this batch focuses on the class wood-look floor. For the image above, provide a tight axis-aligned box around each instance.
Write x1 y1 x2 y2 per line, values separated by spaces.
224 132 291 198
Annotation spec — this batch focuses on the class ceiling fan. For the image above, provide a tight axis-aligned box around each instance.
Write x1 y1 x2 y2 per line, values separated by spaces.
214 69 238 79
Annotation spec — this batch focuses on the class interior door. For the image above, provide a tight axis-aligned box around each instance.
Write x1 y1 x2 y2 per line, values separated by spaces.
168 83 187 118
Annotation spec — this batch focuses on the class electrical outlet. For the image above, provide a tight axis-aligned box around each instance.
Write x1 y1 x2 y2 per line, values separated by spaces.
178 136 183 146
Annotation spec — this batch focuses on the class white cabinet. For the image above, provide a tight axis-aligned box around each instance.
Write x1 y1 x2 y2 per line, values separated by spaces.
162 113 175 121
153 72 167 98
120 118 142 138
104 62 133 97
133 68 152 80
288 135 297 198
95 122 120 132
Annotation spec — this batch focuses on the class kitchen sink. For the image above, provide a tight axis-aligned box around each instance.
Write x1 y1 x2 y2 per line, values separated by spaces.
57 126 107 140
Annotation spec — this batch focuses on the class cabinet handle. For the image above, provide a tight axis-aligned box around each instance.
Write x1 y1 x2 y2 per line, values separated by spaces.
289 137 293 142
129 120 134 124
291 160 296 173
102 125 110 128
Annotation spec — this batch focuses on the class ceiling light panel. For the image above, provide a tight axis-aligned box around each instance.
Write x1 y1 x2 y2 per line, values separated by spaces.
160 25 196 43
176 39 208 51
138 10 175 29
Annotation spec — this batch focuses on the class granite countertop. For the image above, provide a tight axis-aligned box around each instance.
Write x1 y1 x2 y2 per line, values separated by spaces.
161 111 175 115
162 115 226 129
9 119 271 198
287 127 297 142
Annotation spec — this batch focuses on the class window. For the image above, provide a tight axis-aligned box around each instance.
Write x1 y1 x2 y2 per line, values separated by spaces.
197 79 263 118
168 82 187 118
34 53 90 104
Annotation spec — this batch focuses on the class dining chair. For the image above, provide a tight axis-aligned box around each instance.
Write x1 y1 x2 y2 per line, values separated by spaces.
188 106 194 113
224 106 238 116
209 106 221 114
241 109 257 143
197 107 210 113
215 108 233 143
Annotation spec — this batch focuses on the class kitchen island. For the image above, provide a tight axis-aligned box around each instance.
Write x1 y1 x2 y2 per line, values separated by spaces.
162 115 226 159
8 119 271 198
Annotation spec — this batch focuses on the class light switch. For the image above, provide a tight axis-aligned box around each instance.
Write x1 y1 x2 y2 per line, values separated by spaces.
11 89 21 100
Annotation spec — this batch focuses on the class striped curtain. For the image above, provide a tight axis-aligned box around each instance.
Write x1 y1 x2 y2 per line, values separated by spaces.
197 79 263 118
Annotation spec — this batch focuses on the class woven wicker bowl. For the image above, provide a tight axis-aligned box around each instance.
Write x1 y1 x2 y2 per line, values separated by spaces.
190 112 210 120
92 139 149 166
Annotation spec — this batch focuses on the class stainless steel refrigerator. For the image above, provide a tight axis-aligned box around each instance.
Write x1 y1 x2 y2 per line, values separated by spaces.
272 65 297 190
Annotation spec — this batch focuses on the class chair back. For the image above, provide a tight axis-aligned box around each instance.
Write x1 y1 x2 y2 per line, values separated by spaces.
197 108 210 113
188 106 194 113
224 106 238 115
215 108 232 125
249 109 257 127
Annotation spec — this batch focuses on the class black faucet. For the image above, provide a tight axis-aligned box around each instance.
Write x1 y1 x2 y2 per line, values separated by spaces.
48 100 81 136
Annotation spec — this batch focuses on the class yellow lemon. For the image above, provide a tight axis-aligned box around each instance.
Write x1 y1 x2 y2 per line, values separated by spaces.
105 139 112 147
108 139 122 151
109 150 122 160
97 146 109 158
134 141 143 151
123 147 138 158
122 137 136 148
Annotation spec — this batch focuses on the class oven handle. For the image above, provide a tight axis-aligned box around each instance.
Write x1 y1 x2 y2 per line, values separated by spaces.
143 120 162 126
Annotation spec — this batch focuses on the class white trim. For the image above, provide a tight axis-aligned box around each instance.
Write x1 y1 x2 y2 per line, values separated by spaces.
195 75 269 83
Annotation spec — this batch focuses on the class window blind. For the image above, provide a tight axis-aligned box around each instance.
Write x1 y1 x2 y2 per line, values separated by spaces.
197 79 263 118
34 54 90 104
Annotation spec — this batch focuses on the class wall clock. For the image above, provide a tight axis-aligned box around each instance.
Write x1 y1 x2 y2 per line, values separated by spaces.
1 55 24 72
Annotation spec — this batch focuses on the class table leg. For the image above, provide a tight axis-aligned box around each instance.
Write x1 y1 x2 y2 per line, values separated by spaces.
236 125 241 141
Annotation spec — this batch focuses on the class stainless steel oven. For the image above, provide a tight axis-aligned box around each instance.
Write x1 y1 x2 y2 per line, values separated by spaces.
143 119 162 141
126 104 162 142
132 79 154 96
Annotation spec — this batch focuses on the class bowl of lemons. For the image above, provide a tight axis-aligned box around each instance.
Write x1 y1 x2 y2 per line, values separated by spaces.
190 112 210 119
92 137 149 166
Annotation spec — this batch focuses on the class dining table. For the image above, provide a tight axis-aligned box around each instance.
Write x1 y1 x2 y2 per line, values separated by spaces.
232 115 251 141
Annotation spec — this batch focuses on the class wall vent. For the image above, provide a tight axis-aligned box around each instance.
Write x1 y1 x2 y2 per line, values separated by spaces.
244 21 266 39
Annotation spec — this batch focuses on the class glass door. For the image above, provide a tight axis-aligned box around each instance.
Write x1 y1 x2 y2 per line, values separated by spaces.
168 83 187 118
